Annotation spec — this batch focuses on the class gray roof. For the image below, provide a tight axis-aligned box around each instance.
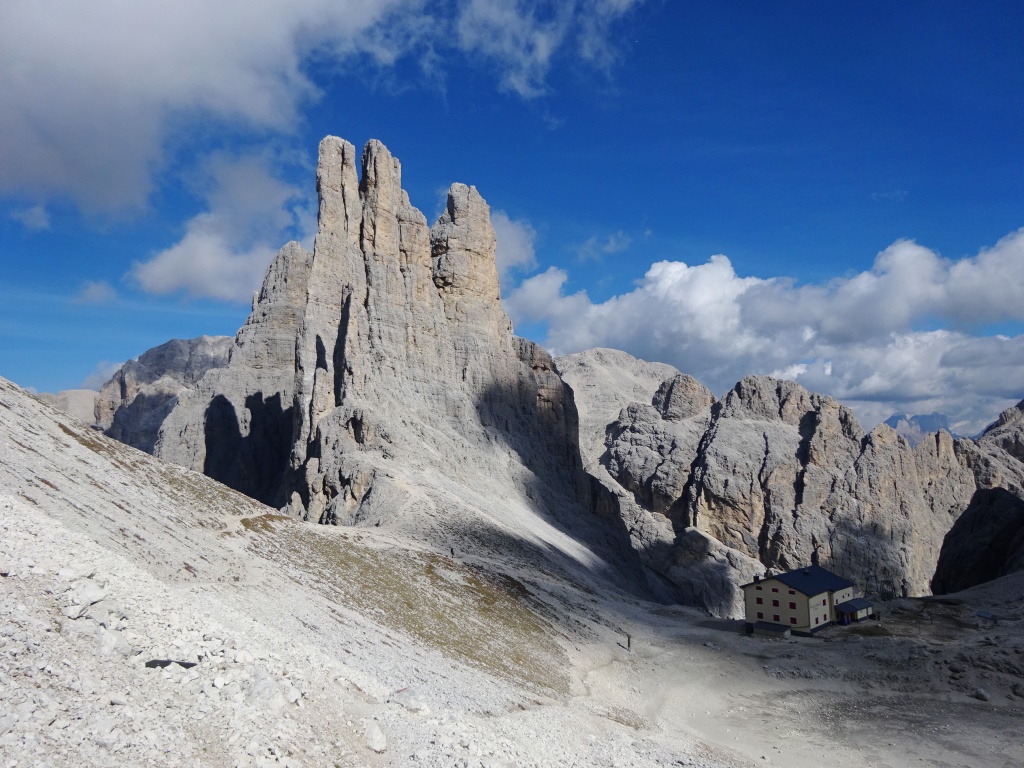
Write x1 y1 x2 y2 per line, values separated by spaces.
769 565 854 597
836 597 872 613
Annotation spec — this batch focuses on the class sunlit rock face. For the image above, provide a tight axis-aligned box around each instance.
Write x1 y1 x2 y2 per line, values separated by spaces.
97 336 232 455
572 363 1004 604
286 137 595 539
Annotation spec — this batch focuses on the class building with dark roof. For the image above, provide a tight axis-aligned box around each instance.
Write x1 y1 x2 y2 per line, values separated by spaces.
742 565 871 635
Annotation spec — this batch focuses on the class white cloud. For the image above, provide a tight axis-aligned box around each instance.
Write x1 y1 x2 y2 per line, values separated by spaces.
0 1 643 213
74 280 117 305
504 229 1024 433
492 210 537 283
130 153 311 302
9 204 50 230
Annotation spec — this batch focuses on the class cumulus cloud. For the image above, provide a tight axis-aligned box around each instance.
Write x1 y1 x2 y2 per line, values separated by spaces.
492 210 537 283
504 229 1024 433
130 153 311 302
9 205 50 230
0 1 642 213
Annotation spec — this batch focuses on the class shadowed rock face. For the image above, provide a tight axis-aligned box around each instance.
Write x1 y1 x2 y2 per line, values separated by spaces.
931 488 1024 594
152 241 313 507
97 336 233 453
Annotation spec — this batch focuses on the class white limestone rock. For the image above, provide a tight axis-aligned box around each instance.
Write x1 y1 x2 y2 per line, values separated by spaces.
364 721 387 753
678 376 977 596
667 528 765 619
557 348 680 472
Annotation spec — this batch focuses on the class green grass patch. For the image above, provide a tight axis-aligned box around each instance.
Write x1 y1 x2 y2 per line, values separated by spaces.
244 518 571 697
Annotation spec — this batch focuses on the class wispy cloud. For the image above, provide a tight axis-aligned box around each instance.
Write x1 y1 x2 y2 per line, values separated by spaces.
80 359 124 391
504 227 1024 432
574 230 631 262
73 280 117 305
9 205 50 230
492 210 537 284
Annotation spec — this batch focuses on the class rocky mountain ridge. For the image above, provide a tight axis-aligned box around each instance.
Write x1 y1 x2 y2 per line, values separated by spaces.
58 137 1024 618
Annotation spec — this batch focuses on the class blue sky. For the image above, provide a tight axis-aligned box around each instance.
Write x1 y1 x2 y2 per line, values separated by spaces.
2 1 1023 433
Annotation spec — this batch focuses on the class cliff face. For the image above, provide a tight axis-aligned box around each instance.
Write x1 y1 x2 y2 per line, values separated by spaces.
931 487 1024 594
286 139 589 529
153 241 312 506
563 355 1022 612
682 376 977 596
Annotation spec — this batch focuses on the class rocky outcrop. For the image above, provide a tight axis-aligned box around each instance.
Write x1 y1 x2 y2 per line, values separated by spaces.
97 336 232 453
961 399 1024 499
931 488 1024 594
604 374 713 517
682 376 979 595
97 137 644 594
285 139 597 537
579 368 991 606
556 348 679 471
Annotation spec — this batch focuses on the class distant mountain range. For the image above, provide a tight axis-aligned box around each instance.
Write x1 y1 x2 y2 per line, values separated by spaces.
883 412 966 446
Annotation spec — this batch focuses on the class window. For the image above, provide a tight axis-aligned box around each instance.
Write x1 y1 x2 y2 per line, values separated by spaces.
822 599 827 606
755 585 762 591
789 602 796 610
790 617 797 625
757 612 763 619
771 587 779 593
788 589 795 595
756 597 763 605
815 617 819 625
773 614 780 622
772 599 779 607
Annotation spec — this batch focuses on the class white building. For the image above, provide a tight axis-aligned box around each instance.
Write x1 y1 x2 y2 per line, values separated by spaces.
742 565 871 635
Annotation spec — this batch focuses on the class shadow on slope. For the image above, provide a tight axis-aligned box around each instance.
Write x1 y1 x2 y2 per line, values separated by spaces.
239 514 574 698
472 376 651 601
203 392 293 507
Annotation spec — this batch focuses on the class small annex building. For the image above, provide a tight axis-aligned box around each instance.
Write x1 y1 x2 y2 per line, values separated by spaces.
742 565 870 636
